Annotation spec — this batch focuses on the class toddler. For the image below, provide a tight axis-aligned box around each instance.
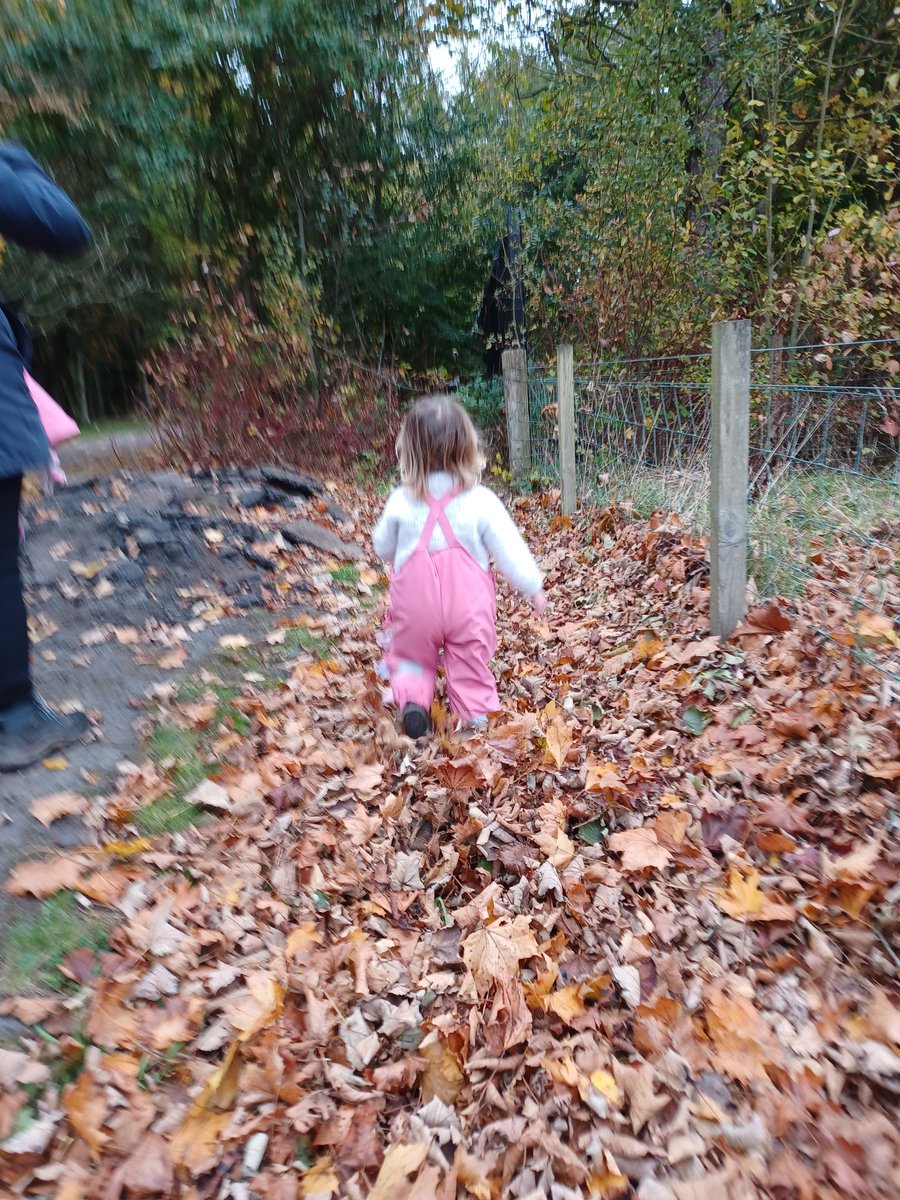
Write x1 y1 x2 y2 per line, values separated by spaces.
373 394 546 739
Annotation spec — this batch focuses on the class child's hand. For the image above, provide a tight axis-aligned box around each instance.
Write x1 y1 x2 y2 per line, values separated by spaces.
532 588 548 616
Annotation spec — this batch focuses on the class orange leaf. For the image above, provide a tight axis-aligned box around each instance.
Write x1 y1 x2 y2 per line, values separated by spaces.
63 1071 108 1160
706 991 783 1082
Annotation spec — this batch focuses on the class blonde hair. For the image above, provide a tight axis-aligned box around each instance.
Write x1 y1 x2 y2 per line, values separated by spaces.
397 394 484 501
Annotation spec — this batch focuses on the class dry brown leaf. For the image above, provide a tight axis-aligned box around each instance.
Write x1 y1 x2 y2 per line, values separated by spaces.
607 828 671 872
28 791 87 826
222 971 284 1042
63 1070 108 1160
544 715 573 768
706 991 783 1083
367 1142 429 1200
462 916 539 990
108 1131 175 1197
4 855 87 898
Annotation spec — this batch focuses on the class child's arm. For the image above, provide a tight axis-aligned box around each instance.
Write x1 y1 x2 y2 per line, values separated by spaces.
478 490 544 601
372 490 401 564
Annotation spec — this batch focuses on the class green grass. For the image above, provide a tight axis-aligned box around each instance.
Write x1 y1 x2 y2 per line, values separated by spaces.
330 564 361 587
0 893 113 996
132 724 208 836
283 626 334 658
80 416 149 439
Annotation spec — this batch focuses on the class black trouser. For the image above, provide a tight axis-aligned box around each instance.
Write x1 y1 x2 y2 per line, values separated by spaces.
0 473 31 712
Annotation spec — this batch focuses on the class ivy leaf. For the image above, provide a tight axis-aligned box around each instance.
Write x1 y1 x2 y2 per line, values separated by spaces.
683 706 713 735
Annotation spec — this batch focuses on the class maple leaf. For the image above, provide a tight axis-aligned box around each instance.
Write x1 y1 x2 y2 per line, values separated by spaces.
711 868 796 922
706 991 783 1083
368 1143 429 1200
607 828 671 871
222 971 284 1042
584 759 627 794
63 1071 108 1161
4 854 87 898
28 791 87 826
462 916 539 990
170 1110 233 1176
105 1132 174 1199
543 714 573 768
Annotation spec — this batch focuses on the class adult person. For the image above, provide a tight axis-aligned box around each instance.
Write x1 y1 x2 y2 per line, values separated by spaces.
0 142 92 771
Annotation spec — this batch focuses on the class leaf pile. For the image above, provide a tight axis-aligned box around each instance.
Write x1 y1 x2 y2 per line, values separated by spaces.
2 493 899 1200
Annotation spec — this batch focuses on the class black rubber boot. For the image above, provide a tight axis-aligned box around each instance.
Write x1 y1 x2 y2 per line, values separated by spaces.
0 697 90 772
401 703 431 741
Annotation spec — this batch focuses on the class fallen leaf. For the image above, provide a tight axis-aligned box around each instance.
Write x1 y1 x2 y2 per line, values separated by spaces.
63 1070 108 1160
28 791 87 826
185 778 231 810
706 991 783 1082
607 828 671 872
367 1142 429 1200
4 855 86 898
544 715 573 768
463 916 539 989
711 868 796 922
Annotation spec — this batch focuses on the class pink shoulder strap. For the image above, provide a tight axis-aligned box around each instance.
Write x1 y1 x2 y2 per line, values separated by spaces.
415 489 461 552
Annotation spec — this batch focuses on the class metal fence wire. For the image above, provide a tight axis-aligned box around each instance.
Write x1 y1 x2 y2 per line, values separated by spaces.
527 338 900 680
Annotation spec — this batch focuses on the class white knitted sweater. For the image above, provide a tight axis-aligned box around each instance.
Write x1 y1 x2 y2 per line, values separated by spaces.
372 471 543 597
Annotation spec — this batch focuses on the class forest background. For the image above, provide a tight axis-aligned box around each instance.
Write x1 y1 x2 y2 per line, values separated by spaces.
0 0 896 463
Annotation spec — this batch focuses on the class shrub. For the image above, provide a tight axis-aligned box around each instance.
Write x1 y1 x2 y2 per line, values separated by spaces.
144 296 400 471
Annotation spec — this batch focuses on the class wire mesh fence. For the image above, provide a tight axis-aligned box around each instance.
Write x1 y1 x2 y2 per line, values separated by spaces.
527 338 900 680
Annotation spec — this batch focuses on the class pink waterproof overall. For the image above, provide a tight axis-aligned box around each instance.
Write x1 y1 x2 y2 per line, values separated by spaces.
384 490 499 720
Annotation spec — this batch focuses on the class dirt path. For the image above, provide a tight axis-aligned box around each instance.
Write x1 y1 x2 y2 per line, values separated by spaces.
1 450 365 1013
57 425 159 478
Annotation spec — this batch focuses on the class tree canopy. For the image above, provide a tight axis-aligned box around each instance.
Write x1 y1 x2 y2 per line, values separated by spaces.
0 0 896 417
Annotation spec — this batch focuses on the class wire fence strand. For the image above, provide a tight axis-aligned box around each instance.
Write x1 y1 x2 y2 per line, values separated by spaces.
528 339 900 681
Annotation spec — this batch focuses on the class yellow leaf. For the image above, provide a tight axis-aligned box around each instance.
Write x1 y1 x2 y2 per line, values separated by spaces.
302 1159 339 1197
547 984 587 1024
195 1040 242 1112
711 867 795 922
367 1143 429 1200
100 837 153 859
542 1056 580 1088
584 760 627 793
585 1069 620 1104
170 1110 232 1175
42 755 69 771
286 923 321 960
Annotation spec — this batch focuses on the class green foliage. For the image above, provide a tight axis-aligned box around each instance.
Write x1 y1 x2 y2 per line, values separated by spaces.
0 0 896 426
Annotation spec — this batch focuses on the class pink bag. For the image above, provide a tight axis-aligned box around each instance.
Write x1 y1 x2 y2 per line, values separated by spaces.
24 370 80 447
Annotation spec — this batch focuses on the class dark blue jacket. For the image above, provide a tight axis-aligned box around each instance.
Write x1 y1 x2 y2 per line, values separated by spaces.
0 143 91 479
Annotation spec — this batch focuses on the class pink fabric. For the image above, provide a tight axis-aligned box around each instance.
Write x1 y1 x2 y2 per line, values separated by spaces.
384 490 499 720
24 371 79 447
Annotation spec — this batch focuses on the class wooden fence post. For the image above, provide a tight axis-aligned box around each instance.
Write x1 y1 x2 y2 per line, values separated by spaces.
502 347 531 481
710 319 751 637
557 344 576 515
